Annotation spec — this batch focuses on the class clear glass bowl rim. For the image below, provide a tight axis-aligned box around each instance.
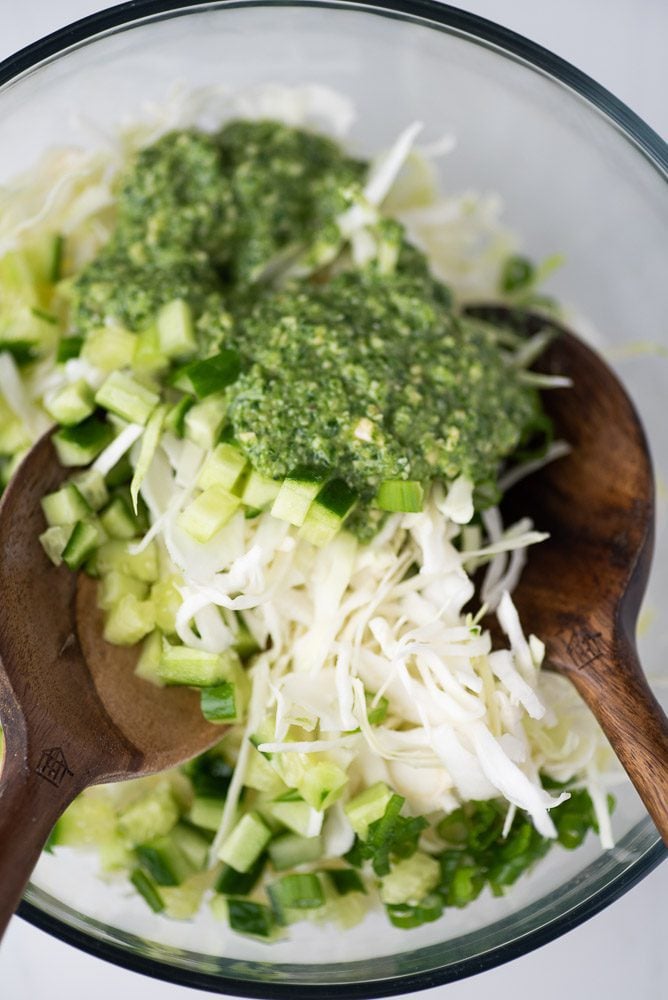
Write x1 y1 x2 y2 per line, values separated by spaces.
1 1 666 996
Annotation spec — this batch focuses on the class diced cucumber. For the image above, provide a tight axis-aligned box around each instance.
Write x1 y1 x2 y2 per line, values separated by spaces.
299 760 348 811
99 495 138 539
81 325 137 372
42 482 91 527
160 871 210 920
132 324 164 374
157 298 196 359
299 479 357 547
134 629 164 685
158 640 243 688
200 682 238 724
240 470 281 510
268 832 324 872
71 468 109 511
344 782 394 839
130 868 165 913
150 576 182 635
62 519 105 571
379 852 441 905
118 784 180 845
215 853 266 896
92 539 159 582
264 797 323 838
375 479 424 513
172 349 241 399
217 812 272 873
196 443 247 493
103 593 156 645
226 898 276 938
184 395 226 451
177 485 240 543
271 469 325 527
136 834 196 886
39 524 72 566
49 792 118 848
267 873 325 923
44 379 95 427
95 372 159 426
244 746 288 795
56 336 83 363
164 395 193 438
188 795 225 833
97 570 149 611
324 868 367 896
53 416 114 467
170 822 211 871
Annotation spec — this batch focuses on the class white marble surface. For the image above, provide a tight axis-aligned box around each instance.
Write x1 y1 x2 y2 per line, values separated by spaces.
0 2 666 998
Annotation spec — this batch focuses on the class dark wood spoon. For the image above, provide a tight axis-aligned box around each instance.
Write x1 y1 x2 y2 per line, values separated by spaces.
469 306 668 843
0 434 223 937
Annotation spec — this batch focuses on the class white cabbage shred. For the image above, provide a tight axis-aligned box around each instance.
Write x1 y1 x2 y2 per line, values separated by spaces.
0 82 620 849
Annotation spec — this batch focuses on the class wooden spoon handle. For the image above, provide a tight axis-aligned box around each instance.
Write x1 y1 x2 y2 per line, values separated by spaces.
566 630 668 846
0 736 81 938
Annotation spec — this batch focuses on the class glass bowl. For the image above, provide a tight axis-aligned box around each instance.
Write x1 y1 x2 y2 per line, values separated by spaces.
1 2 667 995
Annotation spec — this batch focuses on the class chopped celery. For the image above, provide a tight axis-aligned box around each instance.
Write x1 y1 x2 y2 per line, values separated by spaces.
177 485 240 543
95 371 159 425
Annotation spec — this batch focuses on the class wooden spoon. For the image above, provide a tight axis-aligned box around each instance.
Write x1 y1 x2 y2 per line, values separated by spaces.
469 306 668 842
0 434 222 936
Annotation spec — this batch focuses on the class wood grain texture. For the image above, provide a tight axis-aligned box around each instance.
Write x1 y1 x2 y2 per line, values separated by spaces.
0 435 222 937
470 306 668 843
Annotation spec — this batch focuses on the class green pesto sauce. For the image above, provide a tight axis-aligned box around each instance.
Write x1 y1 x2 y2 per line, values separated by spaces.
69 120 542 538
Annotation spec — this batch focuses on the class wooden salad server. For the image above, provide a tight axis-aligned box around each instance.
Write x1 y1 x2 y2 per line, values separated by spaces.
0 433 222 938
471 306 668 844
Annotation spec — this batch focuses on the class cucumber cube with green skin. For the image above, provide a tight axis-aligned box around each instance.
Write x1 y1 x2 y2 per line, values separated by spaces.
136 835 196 886
200 682 238 723
72 469 109 511
178 485 240 543
226 898 276 938
42 482 91 527
132 324 165 374
134 630 163 685
271 468 326 527
244 746 288 795
298 760 349 811
130 868 165 913
344 782 394 839
197 443 247 492
157 298 196 359
169 822 211 870
97 571 149 611
172 348 241 399
188 796 225 832
53 416 114 467
92 539 159 582
95 372 160 426
44 379 95 427
118 784 180 845
299 478 357 547
268 832 324 872
62 519 105 571
164 395 193 438
184 395 227 450
57 336 83 363
217 812 272 872
240 470 281 510
81 325 137 372
158 640 243 688
375 480 425 513
99 495 139 539
39 524 73 566
103 593 156 645
263 798 323 838
150 576 182 635
215 854 266 896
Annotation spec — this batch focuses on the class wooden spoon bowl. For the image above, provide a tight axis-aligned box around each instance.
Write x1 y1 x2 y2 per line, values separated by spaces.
0 434 222 936
469 306 668 840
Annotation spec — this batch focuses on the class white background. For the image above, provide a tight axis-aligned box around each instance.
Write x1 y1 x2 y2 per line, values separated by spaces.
0 2 667 998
